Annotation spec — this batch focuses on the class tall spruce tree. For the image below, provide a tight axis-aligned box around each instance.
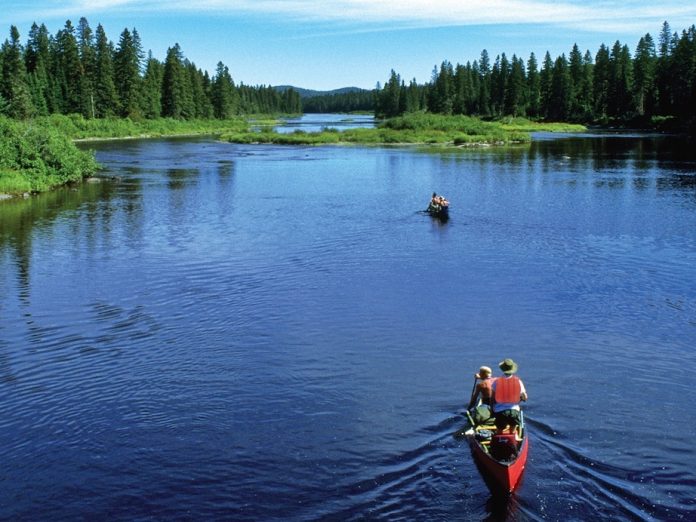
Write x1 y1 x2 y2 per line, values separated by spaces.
141 51 163 118
161 43 194 119
211 61 238 118
1 25 34 118
93 24 117 117
54 20 83 114
77 18 97 118
114 28 142 117
526 53 541 118
539 52 554 118
593 44 611 119
548 54 571 121
25 23 52 115
478 50 491 116
634 33 657 116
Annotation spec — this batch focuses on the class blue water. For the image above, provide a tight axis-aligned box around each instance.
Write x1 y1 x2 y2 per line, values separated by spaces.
273 113 375 133
1 119 695 520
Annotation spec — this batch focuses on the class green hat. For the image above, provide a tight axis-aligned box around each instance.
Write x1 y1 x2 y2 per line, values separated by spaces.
499 358 518 374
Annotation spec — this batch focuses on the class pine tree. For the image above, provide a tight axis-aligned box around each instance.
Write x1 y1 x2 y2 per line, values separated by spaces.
211 61 238 119
1 26 35 118
568 44 584 120
656 21 674 114
539 52 554 118
114 28 142 117
187 61 213 118
607 41 634 118
377 69 402 118
505 55 526 117
548 54 571 121
93 24 118 117
54 20 83 114
634 33 657 116
140 51 163 118
24 23 51 115
593 44 610 119
161 43 194 119
526 53 541 118
77 18 97 118
478 50 491 116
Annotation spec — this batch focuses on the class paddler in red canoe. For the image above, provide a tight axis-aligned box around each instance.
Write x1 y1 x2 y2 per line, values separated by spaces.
491 358 528 433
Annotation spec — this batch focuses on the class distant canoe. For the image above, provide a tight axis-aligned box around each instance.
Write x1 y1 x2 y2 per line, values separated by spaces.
427 203 449 218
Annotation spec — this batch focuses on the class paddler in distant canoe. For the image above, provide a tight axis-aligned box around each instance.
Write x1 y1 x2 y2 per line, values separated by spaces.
429 192 449 209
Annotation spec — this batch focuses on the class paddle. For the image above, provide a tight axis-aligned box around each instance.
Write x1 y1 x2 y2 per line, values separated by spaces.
453 375 479 439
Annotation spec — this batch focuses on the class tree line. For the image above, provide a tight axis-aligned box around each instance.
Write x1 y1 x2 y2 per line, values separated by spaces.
0 18 302 120
375 21 696 129
302 90 374 113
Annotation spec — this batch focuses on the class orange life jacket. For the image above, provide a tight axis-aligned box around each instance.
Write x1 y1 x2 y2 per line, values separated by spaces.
494 376 521 404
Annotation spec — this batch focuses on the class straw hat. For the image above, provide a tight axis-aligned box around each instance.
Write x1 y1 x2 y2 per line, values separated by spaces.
498 358 518 375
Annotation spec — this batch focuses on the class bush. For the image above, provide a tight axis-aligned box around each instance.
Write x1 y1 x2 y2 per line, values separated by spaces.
0 116 99 194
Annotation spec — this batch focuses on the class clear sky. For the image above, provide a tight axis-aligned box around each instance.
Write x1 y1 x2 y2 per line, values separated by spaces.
2 1 695 91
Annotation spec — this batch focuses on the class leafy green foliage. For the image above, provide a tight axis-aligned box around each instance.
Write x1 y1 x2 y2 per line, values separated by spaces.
0 115 98 194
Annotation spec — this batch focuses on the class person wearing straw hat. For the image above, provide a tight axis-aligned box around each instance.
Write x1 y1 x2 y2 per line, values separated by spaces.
491 358 528 433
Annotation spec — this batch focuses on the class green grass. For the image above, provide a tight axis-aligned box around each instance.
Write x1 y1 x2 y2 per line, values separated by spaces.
40 114 252 140
497 116 587 133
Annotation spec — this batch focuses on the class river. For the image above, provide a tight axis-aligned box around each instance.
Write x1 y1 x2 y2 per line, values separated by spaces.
1 116 695 520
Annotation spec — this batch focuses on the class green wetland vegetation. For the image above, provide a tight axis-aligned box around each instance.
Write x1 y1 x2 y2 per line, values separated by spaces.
221 113 584 146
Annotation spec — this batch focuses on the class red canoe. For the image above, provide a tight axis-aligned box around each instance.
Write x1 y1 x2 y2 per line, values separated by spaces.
466 415 529 494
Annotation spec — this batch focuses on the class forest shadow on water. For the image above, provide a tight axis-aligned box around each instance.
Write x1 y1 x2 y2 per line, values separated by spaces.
1 128 695 520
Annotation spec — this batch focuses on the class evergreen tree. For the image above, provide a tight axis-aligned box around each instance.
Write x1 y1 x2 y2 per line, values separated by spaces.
377 69 403 118
93 24 118 117
670 27 696 118
656 21 674 114
634 33 657 116
593 44 610 119
1 25 34 118
607 41 634 118
77 18 97 117
478 50 491 116
25 23 52 115
526 53 541 118
161 43 194 119
539 52 554 118
568 44 585 120
140 51 163 118
54 20 83 114
187 61 213 118
548 54 571 120
114 28 142 117
505 55 526 116
211 61 238 119
429 61 454 114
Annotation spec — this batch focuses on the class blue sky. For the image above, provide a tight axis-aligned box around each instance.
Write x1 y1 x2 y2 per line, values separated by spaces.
2 1 695 90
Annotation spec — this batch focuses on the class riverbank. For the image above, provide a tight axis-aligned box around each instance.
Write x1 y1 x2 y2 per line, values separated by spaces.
0 115 256 197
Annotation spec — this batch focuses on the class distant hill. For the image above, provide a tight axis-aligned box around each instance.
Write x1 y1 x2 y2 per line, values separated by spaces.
274 86 371 99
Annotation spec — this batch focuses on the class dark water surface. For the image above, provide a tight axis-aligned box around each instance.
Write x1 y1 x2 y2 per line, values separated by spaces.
1 122 695 521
